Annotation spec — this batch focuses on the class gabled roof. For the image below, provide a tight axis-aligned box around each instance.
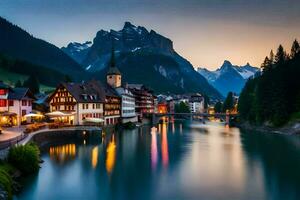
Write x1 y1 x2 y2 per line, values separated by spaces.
103 83 120 98
0 81 10 89
8 88 36 100
107 66 121 75
49 80 106 103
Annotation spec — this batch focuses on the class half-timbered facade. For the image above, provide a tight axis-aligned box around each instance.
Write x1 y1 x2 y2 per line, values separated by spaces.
48 81 105 125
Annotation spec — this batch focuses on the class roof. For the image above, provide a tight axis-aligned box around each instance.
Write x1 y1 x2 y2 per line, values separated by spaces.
8 88 36 100
115 87 134 97
55 80 106 103
107 66 121 75
103 83 120 98
127 84 144 90
0 81 10 89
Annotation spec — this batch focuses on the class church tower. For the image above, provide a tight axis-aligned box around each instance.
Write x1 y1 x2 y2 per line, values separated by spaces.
106 45 121 88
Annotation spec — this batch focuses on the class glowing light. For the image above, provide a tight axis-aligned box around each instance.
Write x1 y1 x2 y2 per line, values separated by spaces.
106 135 116 174
161 123 169 168
49 144 76 163
151 127 158 170
172 122 175 133
91 146 99 169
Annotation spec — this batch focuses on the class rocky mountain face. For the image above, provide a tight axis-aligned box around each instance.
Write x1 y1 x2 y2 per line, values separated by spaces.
61 41 92 64
0 17 85 78
63 22 221 98
197 60 259 96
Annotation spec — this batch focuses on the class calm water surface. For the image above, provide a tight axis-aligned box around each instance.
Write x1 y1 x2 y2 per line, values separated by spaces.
16 122 300 200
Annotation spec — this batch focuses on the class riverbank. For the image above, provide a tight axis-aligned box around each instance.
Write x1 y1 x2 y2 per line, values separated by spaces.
0 127 103 199
238 121 300 135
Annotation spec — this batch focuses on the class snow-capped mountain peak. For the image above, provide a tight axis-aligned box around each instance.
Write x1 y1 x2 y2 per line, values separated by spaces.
197 60 259 96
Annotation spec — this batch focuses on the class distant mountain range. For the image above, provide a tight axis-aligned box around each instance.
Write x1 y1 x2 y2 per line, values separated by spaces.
62 22 222 98
197 60 259 96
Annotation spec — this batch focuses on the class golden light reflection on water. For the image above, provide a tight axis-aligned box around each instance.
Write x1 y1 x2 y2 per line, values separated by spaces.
161 123 169 168
49 144 76 163
91 146 99 169
106 135 116 174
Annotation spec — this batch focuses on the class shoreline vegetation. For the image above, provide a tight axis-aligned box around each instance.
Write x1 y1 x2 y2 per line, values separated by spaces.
0 143 41 200
238 39 300 128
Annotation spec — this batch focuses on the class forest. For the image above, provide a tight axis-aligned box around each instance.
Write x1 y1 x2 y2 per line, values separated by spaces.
238 40 300 126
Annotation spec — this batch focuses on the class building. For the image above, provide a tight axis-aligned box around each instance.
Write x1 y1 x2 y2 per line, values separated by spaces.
115 87 137 123
189 93 205 113
103 84 121 125
157 101 168 114
105 54 122 125
48 80 105 125
127 84 155 119
0 81 35 126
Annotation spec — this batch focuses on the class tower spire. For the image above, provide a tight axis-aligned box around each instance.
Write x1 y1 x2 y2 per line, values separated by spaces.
106 40 122 88
110 41 115 68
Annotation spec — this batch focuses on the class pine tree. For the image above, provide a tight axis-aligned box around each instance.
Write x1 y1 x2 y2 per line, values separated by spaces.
214 101 222 113
269 50 274 65
222 92 234 113
275 45 286 65
261 56 271 72
291 39 300 58
23 75 40 94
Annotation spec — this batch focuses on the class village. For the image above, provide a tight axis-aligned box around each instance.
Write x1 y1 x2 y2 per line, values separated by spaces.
0 56 206 146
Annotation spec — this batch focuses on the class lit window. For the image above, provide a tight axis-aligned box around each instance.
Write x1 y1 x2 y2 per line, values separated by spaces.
0 99 7 107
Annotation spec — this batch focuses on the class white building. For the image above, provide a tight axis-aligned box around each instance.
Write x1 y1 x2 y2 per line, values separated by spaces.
48 81 105 125
0 82 35 126
189 94 205 113
115 87 137 123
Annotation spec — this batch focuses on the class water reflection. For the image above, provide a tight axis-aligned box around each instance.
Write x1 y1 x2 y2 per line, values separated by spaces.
161 123 169 168
49 144 76 163
106 134 116 174
151 127 158 170
91 146 99 169
18 122 300 200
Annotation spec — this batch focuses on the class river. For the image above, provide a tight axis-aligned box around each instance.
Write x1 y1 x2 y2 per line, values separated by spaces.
15 121 300 200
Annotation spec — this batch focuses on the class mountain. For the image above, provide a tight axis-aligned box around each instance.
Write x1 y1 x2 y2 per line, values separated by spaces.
0 17 85 78
198 60 259 96
63 22 222 98
61 41 92 64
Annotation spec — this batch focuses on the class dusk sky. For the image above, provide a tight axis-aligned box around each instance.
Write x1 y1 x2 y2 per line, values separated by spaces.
1 0 300 70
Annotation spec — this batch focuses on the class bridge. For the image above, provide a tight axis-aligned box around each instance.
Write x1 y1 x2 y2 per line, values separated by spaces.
144 112 238 125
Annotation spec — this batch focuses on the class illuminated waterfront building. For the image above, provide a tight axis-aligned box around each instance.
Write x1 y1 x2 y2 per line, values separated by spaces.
48 80 105 125
0 81 35 126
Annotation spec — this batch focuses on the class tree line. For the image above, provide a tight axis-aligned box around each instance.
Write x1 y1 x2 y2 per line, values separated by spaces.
214 92 236 113
238 39 300 126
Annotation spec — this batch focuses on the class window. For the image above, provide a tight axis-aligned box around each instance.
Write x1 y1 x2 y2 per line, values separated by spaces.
22 100 27 106
22 110 26 116
0 99 7 107
28 101 32 106
0 89 7 95
8 100 14 106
